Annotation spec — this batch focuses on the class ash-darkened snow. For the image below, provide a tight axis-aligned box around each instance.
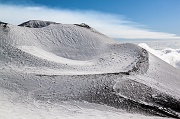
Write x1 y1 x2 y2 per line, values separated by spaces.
0 20 180 119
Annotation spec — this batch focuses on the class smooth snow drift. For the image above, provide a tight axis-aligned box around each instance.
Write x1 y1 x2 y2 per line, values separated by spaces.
0 20 180 119
18 46 93 65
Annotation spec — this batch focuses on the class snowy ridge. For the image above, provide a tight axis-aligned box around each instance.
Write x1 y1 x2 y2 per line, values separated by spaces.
0 20 180 119
18 20 59 28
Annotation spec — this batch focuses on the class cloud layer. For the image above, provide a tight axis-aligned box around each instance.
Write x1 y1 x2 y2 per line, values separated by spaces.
0 4 180 39
139 43 180 69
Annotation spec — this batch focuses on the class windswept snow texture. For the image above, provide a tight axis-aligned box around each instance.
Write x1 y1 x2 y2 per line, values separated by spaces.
139 43 180 69
0 20 180 119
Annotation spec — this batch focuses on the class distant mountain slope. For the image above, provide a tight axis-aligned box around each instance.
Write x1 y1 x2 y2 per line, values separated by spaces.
0 20 180 119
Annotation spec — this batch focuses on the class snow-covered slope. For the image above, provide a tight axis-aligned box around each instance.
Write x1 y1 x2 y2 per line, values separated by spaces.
0 20 180 119
139 43 180 69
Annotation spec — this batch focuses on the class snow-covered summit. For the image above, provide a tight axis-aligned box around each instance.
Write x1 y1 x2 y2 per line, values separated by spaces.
18 20 59 28
0 20 180 119
74 23 91 29
0 21 8 27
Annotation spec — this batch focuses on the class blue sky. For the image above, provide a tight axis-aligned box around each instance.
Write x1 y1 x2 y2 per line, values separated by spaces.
0 0 180 40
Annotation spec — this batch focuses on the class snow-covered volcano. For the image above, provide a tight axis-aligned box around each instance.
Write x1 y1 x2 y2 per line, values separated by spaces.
0 20 180 119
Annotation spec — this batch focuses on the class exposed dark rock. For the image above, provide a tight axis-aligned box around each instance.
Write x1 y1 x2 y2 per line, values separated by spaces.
18 20 59 28
74 23 91 29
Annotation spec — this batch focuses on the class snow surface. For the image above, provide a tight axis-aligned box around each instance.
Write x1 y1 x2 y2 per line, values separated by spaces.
0 20 180 119
18 46 93 65
0 88 167 119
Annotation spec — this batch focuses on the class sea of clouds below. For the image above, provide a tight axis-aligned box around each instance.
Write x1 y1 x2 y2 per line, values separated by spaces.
138 43 180 69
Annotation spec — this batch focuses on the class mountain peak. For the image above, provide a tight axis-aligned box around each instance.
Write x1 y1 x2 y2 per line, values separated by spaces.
0 21 8 27
18 20 59 28
74 23 91 29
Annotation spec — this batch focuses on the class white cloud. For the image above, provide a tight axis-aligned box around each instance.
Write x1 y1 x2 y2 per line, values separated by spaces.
139 43 180 69
0 4 180 39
